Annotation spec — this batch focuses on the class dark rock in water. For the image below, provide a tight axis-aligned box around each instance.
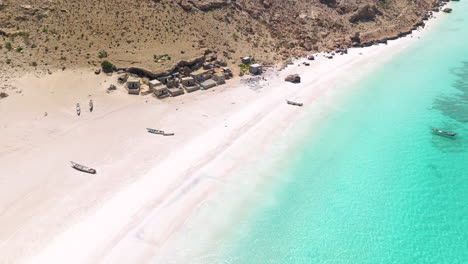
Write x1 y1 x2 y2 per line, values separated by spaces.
285 74 301 83
443 8 452 13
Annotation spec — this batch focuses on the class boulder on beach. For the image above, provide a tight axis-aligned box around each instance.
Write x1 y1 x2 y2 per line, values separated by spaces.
285 74 301 84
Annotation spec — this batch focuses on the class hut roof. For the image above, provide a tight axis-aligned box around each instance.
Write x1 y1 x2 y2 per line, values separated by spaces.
127 77 140 83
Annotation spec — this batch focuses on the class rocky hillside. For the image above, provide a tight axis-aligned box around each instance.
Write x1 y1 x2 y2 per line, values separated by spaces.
0 0 449 77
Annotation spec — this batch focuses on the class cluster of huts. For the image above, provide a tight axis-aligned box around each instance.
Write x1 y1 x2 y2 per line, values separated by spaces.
119 56 263 98
121 66 234 98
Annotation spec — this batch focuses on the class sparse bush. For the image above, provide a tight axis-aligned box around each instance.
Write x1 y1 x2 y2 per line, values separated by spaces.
15 47 23 53
239 63 248 73
42 28 48 33
5 42 12 50
6 59 11 64
98 50 108 59
31 61 38 67
0 92 8 99
233 33 239 41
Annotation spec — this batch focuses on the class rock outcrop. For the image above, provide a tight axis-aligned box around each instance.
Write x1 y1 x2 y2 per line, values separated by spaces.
349 4 382 23
285 74 301 84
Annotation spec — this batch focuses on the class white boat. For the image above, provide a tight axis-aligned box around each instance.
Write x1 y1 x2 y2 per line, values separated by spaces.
432 128 456 137
286 100 303 107
70 161 97 174
76 103 81 116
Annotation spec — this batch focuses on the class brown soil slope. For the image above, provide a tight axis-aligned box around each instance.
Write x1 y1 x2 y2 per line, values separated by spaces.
0 0 444 76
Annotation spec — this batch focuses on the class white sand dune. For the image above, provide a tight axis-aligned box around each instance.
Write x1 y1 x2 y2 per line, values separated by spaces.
0 13 444 264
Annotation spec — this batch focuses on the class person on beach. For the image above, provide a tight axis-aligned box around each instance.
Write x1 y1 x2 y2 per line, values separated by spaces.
89 100 93 112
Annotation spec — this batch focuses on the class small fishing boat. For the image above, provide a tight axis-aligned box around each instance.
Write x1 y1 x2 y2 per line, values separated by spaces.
432 128 456 137
89 100 93 112
163 133 175 136
286 100 303 107
147 128 165 135
70 161 97 174
76 103 81 116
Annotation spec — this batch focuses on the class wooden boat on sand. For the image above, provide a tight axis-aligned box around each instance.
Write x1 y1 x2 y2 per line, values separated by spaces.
432 128 456 137
147 128 165 135
71 161 97 174
286 100 303 107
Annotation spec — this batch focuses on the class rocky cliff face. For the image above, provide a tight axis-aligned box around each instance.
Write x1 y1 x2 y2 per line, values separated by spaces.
0 0 448 75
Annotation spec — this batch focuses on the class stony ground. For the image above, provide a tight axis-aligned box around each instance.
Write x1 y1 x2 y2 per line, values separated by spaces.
0 0 441 88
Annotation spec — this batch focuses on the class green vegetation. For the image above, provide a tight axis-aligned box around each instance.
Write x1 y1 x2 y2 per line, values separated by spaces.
239 63 249 73
101 60 114 71
238 58 257 74
15 47 23 53
42 28 48 33
5 42 12 51
98 50 108 59
16 31 29 37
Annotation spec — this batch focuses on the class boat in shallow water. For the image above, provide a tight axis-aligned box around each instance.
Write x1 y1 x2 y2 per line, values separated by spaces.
432 128 456 137
70 161 97 174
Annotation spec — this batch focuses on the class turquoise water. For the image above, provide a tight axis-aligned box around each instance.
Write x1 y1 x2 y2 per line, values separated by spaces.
218 3 468 264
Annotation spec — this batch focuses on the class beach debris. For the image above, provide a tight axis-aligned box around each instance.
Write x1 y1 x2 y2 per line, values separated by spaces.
303 62 310 66
89 100 93 112
243 76 265 91
118 74 129 84
71 161 97 174
107 84 117 93
307 55 315 61
76 103 81 116
285 74 301 84
286 100 303 107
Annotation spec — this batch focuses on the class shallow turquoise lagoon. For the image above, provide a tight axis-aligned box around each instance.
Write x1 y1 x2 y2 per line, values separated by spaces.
218 2 468 264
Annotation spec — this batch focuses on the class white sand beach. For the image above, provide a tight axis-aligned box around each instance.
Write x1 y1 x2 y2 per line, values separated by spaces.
0 12 445 264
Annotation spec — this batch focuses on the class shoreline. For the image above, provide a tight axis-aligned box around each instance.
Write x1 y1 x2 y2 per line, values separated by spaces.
0 6 450 264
